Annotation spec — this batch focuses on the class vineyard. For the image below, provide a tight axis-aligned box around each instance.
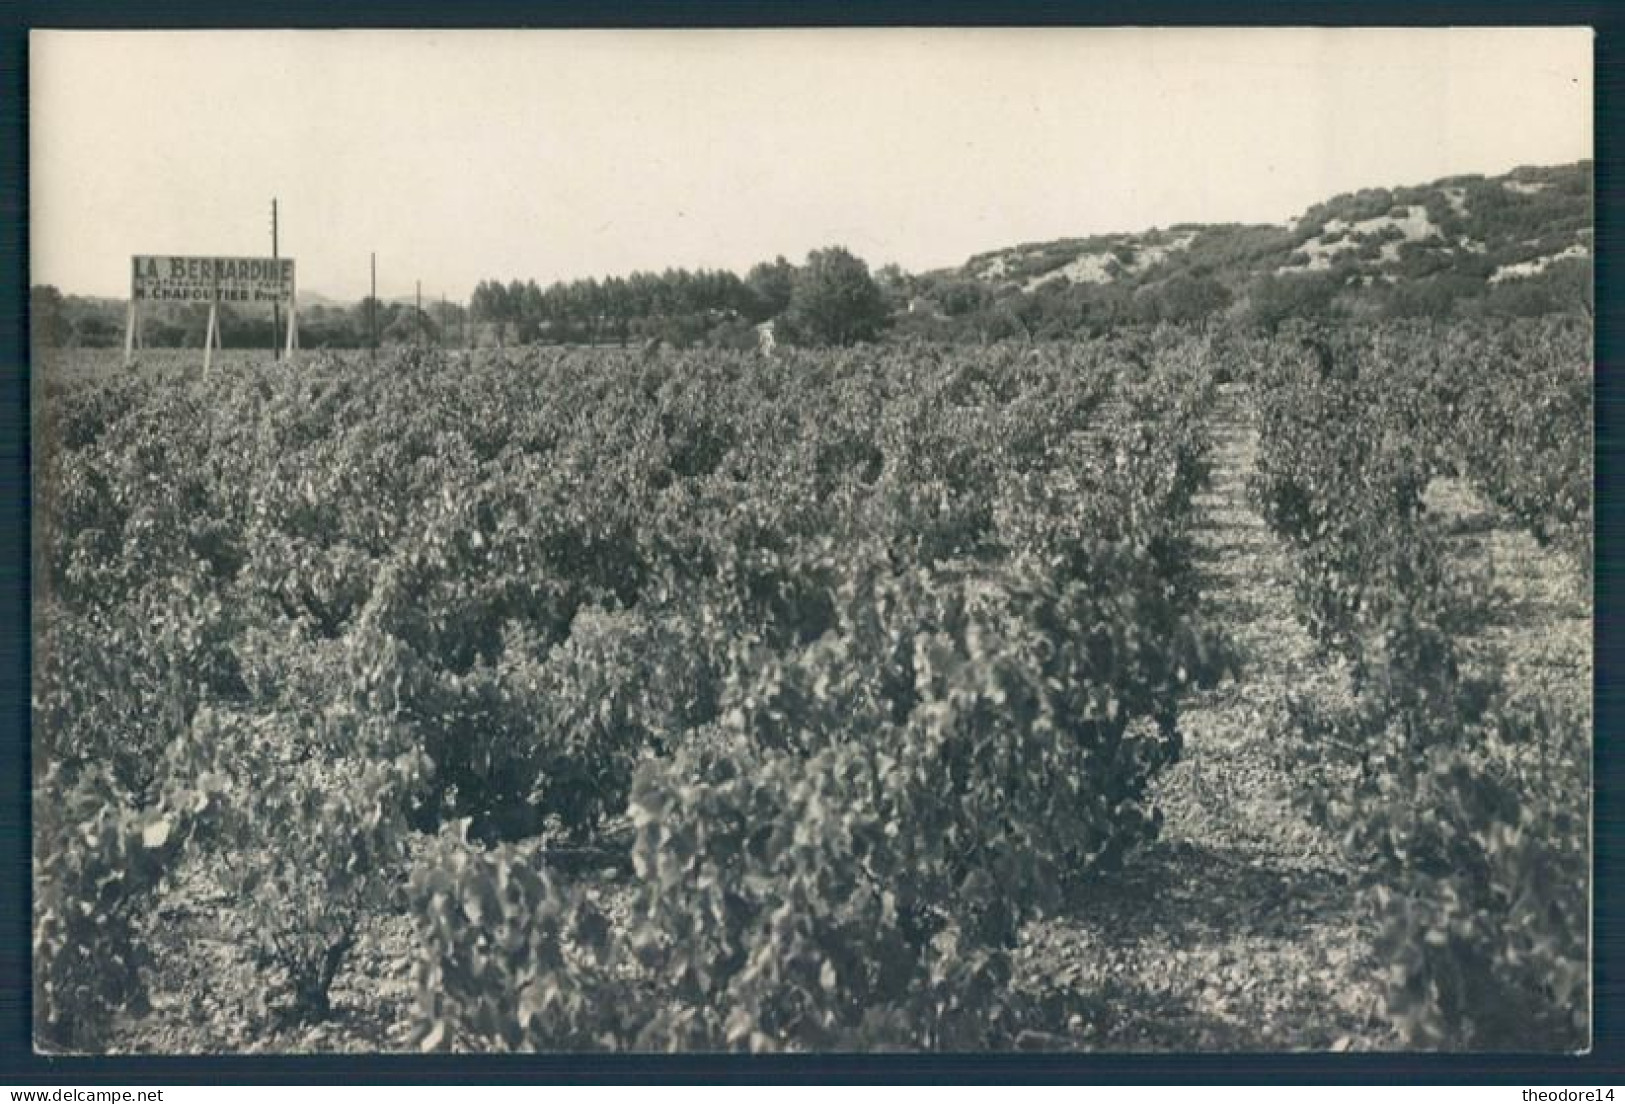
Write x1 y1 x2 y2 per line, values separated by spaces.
31 318 1591 1053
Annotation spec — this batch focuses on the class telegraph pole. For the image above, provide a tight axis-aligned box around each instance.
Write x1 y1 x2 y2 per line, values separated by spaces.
369 252 377 359
416 281 423 346
271 199 280 361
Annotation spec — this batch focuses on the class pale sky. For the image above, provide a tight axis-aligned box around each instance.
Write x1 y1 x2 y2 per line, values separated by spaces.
31 28 1593 302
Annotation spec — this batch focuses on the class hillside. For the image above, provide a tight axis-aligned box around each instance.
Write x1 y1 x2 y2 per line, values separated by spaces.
904 161 1591 335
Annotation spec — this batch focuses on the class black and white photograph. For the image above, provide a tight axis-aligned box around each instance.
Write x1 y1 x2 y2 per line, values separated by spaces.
28 27 1593 1056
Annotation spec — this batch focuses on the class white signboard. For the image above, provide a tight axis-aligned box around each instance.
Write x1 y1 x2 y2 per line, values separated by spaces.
131 255 296 305
124 254 300 370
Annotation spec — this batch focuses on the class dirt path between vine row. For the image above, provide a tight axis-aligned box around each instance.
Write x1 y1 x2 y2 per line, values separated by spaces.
1011 381 1395 1051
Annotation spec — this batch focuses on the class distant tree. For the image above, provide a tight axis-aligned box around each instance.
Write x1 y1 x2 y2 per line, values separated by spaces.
935 279 992 318
471 281 512 346
469 282 492 344
294 306 360 349
189 303 221 347
872 261 908 292
1544 257 1594 317
1245 271 1345 332
602 275 632 345
144 319 188 347
746 256 797 321
518 281 545 343
384 306 437 345
1381 275 1480 320
706 314 759 351
507 281 528 343
1135 274 1234 325
31 285 69 349
353 297 387 348
870 263 917 317
1478 259 1591 319
72 313 121 348
787 247 887 346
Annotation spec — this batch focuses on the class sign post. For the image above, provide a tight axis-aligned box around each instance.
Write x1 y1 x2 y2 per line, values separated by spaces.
125 255 298 370
284 293 299 357
203 302 218 376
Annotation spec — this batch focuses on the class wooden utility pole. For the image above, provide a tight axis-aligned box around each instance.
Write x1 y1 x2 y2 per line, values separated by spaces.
370 252 377 359
271 199 280 360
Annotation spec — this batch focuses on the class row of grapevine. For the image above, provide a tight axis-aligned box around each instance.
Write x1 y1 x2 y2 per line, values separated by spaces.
34 333 1229 1050
402 335 1233 1050
1244 317 1591 580
1249 323 1589 1050
1449 319 1593 578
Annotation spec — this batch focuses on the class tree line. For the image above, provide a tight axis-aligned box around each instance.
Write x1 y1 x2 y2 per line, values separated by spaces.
468 246 888 349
